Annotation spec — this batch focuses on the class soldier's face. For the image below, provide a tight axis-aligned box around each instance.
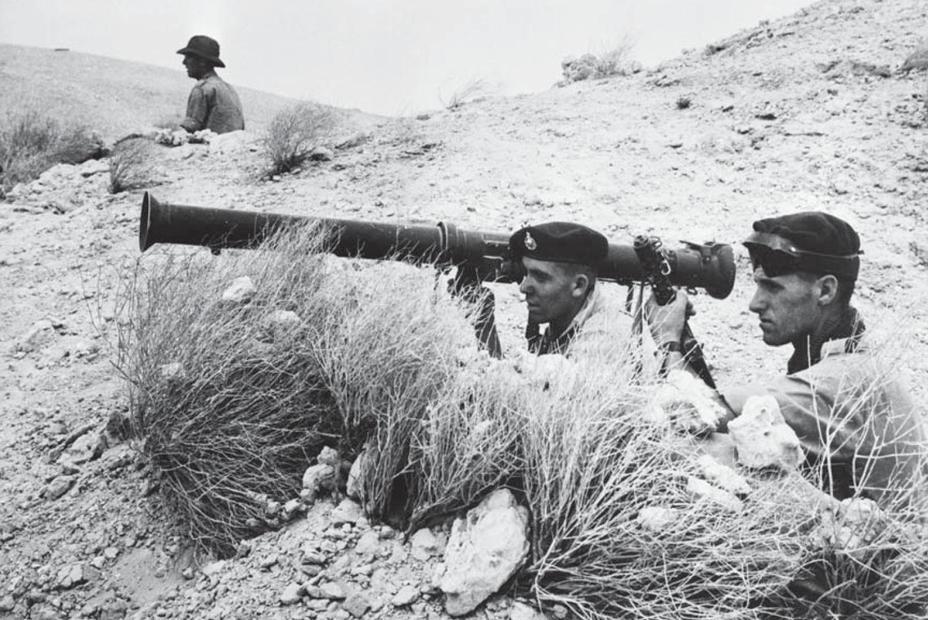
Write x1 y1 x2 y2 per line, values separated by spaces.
518 257 586 327
182 54 211 79
748 268 822 346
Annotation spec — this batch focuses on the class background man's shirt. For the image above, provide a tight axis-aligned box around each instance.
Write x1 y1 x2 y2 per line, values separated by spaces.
181 72 245 134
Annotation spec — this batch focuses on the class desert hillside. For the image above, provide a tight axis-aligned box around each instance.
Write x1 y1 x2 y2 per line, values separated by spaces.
0 44 382 139
1 0 928 618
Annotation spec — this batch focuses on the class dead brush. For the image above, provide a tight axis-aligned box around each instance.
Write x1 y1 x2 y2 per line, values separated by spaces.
262 103 336 175
312 262 478 525
513 363 810 619
0 110 102 197
108 137 151 193
116 224 346 555
407 358 525 530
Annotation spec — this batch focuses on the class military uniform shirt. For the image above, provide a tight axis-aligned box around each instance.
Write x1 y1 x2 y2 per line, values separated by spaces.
722 336 925 503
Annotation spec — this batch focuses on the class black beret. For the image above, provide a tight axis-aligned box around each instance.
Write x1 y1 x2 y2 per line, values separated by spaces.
509 222 608 266
747 211 861 279
752 212 860 256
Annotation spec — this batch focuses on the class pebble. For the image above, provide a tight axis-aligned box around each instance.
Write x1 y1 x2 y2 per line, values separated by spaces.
354 531 380 555
391 585 419 607
45 475 76 500
330 499 363 525
0 595 14 612
279 582 303 605
341 590 371 618
302 550 327 565
318 582 346 600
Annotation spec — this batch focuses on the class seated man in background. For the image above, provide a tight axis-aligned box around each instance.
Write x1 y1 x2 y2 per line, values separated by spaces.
176 35 245 135
647 212 924 503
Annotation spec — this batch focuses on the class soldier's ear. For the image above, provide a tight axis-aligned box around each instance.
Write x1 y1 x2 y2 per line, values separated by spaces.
816 274 839 306
572 273 591 298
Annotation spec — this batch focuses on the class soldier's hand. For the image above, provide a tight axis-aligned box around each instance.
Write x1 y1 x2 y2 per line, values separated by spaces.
644 289 690 345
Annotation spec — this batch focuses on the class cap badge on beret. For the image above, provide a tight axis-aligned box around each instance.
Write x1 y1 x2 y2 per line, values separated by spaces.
524 232 537 251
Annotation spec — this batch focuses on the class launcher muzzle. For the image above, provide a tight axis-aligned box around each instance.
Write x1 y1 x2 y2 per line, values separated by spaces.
138 192 736 299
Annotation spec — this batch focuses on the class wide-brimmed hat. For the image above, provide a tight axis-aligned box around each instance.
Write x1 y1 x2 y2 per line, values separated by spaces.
176 35 225 68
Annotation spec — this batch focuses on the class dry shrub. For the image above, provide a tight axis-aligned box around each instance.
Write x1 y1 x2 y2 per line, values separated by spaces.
109 137 151 193
117 224 476 553
442 78 492 110
311 262 476 524
591 38 637 78
0 111 103 197
116 226 338 554
407 358 524 529
262 103 336 175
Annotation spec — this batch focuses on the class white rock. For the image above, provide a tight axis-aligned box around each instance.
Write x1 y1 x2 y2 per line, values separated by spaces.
818 497 887 558
279 582 303 605
729 395 803 470
510 601 548 620
437 489 531 617
281 498 303 521
209 130 248 154
309 146 335 161
637 506 679 533
317 446 340 467
221 276 256 304
354 531 380 555
391 585 419 607
45 475 76 500
647 369 726 434
55 564 86 589
159 362 183 380
696 454 751 496
686 476 743 512
302 463 335 499
266 310 301 341
318 581 346 600
330 498 363 524
409 527 440 561
59 431 104 468
346 448 369 501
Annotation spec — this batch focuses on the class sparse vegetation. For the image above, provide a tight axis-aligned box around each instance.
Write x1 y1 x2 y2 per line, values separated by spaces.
262 103 336 175
0 111 103 198
108 137 151 193
560 38 641 84
676 95 693 110
442 78 492 110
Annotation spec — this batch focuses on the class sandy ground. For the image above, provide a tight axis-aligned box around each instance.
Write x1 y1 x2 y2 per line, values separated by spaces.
1 0 928 617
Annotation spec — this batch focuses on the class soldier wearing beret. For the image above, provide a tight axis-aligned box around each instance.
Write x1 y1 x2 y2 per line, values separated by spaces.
176 35 245 135
505 221 633 360
647 212 924 503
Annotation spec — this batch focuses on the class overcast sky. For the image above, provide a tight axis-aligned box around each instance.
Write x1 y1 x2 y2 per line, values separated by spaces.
0 0 812 115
